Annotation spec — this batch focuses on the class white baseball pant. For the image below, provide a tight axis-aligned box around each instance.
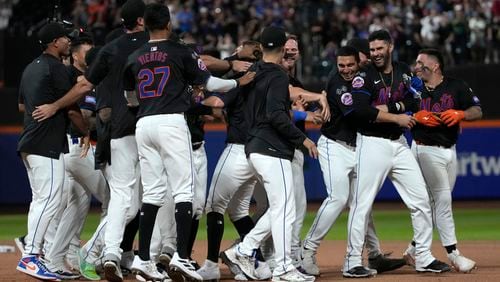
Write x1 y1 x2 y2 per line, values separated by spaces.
344 135 435 271
238 153 296 277
136 113 194 206
150 177 176 262
412 141 458 247
205 144 257 220
103 135 141 260
46 138 110 269
22 153 65 256
303 135 384 258
192 143 208 219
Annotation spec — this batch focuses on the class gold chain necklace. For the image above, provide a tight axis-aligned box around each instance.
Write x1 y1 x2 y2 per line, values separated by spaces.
378 70 394 98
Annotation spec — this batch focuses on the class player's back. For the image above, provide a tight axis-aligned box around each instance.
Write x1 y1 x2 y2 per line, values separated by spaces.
124 39 210 118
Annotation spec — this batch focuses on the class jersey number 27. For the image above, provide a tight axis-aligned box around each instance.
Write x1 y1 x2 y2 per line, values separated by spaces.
138 66 170 99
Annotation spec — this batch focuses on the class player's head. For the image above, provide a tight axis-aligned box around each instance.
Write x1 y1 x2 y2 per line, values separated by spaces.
70 31 94 70
346 38 370 67
85 46 102 68
259 26 287 59
237 40 262 61
120 0 146 31
415 48 444 82
282 34 299 71
37 22 78 57
368 29 393 69
144 3 171 32
336 46 360 81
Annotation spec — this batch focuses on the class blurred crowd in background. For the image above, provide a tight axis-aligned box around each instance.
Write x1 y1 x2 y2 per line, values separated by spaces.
1 0 500 84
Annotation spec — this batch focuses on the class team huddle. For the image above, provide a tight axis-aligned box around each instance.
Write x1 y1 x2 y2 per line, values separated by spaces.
15 0 482 282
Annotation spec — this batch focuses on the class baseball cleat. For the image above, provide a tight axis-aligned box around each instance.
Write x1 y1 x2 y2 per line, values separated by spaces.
403 243 416 267
78 248 101 281
131 255 165 281
103 259 123 282
447 250 477 273
255 260 272 280
368 253 406 273
416 259 451 273
272 268 316 281
196 259 220 281
342 266 377 278
301 247 320 276
16 255 61 281
53 269 80 280
169 252 202 281
220 244 257 280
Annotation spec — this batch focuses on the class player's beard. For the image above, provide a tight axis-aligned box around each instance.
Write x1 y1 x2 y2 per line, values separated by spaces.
373 49 390 69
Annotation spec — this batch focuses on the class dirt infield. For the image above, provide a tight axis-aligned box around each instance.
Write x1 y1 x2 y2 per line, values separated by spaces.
1 240 499 281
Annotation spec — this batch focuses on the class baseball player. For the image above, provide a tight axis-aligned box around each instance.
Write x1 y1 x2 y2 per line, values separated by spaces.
122 3 254 281
221 26 317 282
300 44 406 277
343 30 450 277
44 33 111 281
32 1 149 281
251 34 330 270
16 22 89 281
404 48 481 273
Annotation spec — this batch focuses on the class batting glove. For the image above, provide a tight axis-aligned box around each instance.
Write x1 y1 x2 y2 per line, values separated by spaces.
414 110 441 127
440 109 465 127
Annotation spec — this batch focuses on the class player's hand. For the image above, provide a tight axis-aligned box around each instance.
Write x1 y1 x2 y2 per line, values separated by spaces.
395 113 416 129
414 110 441 127
32 104 59 121
79 134 91 158
292 95 307 111
440 109 465 127
231 60 252 73
236 71 256 86
319 90 331 122
306 111 324 124
303 138 318 159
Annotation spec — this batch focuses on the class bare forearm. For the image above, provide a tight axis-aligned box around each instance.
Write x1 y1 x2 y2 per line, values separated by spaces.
464 106 482 121
56 79 94 110
68 107 89 135
289 86 321 102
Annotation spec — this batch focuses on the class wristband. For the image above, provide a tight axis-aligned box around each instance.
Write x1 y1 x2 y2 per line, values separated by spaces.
292 110 307 122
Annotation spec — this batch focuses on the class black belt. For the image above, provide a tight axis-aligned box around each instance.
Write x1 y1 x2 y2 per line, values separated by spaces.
329 137 356 148
363 132 400 140
192 141 203 150
415 140 452 149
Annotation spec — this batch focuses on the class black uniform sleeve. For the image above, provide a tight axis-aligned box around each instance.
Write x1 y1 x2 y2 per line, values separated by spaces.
186 103 213 116
456 81 481 110
85 46 112 86
183 49 211 86
266 73 306 146
51 62 73 98
122 58 136 91
350 75 379 122
80 92 97 112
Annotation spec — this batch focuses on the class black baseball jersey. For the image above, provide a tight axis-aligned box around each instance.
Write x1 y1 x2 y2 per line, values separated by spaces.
356 62 418 139
212 87 248 145
17 54 70 159
186 90 212 145
412 77 481 147
244 61 306 161
123 40 211 118
67 65 98 139
85 31 149 139
321 71 359 146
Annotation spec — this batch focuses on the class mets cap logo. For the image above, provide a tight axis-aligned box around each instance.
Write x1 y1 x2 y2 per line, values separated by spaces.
341 93 353 105
352 76 364 88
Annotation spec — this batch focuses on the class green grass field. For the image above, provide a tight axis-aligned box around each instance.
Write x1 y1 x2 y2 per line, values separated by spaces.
1 207 499 241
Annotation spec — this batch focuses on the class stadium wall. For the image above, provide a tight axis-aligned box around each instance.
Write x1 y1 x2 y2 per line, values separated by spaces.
1 124 499 204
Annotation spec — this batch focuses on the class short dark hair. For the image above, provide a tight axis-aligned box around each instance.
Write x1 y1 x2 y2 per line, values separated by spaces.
337 46 360 63
144 3 170 31
368 29 392 44
418 48 445 71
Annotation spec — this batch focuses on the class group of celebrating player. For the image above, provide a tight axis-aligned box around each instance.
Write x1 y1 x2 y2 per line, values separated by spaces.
15 0 482 281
